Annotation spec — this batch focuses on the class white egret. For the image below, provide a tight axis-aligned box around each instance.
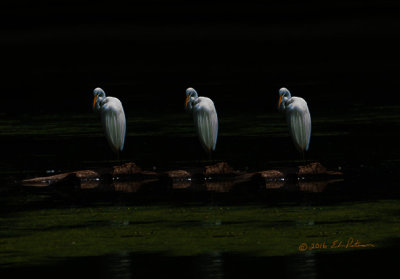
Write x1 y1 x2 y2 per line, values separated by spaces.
185 87 218 156
92 87 126 156
278 87 311 155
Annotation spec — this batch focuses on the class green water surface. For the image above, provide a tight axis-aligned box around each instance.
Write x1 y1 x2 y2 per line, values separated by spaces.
1 199 399 267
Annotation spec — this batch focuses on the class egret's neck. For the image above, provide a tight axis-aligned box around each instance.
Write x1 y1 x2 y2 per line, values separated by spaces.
94 95 106 112
280 95 291 111
283 96 291 104
186 96 199 112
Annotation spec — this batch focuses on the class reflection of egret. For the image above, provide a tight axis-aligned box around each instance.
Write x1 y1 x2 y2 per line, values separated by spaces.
92 87 126 156
185 87 218 156
278 88 311 156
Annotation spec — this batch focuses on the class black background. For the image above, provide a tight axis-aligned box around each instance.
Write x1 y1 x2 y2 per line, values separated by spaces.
2 0 400 116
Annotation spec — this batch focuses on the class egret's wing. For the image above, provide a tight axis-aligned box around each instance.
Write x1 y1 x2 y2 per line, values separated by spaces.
287 99 311 152
101 98 126 153
194 98 218 153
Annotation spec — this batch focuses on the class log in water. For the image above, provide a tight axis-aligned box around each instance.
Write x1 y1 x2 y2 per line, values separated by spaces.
20 162 343 193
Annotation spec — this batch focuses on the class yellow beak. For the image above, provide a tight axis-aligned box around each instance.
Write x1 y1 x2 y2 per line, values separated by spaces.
93 95 98 110
278 95 283 109
185 95 190 108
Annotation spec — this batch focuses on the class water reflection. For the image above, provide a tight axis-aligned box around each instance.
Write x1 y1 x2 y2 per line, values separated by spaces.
2 248 394 279
197 252 224 279
265 181 285 189
26 177 343 194
298 180 342 193
103 252 133 279
91 251 224 279
206 181 234 192
113 180 158 193
286 252 317 279
171 179 191 189
80 180 101 189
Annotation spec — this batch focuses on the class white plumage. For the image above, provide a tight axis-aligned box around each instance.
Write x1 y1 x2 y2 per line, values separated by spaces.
93 88 126 154
278 88 311 153
185 88 218 154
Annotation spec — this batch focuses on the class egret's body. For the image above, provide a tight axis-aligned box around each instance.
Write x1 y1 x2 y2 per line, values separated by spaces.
278 88 311 154
185 88 218 155
93 88 126 155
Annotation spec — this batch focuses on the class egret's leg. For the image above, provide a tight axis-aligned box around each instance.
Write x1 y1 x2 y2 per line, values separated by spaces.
117 150 122 166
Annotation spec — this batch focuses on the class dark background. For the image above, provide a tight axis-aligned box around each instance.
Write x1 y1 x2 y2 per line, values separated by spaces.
2 0 400 116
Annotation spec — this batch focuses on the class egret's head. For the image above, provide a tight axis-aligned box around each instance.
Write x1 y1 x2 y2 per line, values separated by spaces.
185 87 198 111
93 87 106 111
278 87 291 111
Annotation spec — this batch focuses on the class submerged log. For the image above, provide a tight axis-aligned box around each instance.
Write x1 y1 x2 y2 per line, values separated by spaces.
204 162 240 176
112 162 142 176
20 161 343 193
298 162 343 177
21 172 88 187
164 170 191 179
258 170 285 179
162 170 192 189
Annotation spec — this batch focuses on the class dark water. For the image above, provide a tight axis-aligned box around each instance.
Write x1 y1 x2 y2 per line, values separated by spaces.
1 248 399 279
1 105 400 278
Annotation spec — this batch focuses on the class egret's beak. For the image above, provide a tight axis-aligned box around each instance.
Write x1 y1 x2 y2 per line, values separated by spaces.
93 95 98 110
278 95 283 109
185 95 190 108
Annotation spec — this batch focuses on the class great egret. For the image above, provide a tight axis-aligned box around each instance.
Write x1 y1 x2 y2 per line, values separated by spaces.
92 87 126 156
278 87 311 155
185 87 218 156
